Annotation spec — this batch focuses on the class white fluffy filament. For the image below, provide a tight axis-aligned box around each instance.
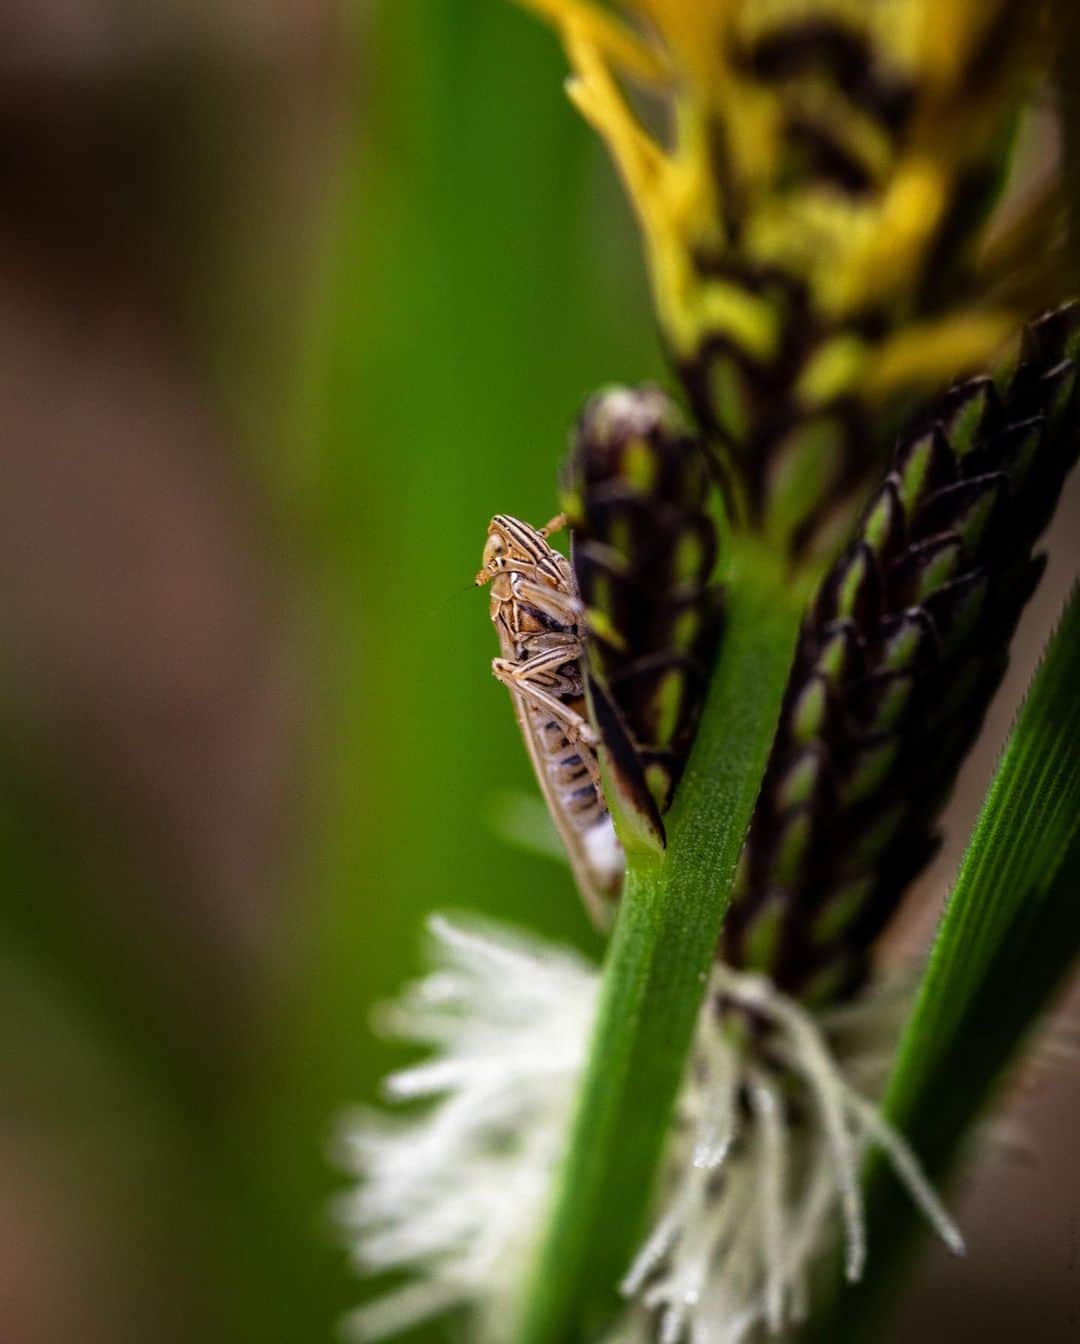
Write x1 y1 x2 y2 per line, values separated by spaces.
335 915 599 1342
623 961 964 1343
338 918 960 1344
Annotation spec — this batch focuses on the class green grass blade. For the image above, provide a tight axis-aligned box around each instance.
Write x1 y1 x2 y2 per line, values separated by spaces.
809 582 1080 1339
514 538 805 1344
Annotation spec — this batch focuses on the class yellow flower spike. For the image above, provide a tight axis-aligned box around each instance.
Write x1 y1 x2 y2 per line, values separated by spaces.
561 17 749 363
561 24 667 226
795 334 868 410
866 312 1018 401
516 0 669 85
512 0 1058 564
628 0 741 96
830 159 948 316
559 21 696 348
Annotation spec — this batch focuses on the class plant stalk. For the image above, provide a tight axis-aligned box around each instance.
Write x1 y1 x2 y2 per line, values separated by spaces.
513 538 804 1344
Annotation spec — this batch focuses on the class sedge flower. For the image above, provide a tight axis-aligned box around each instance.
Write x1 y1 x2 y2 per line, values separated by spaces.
517 1 1065 556
338 304 1078 1343
335 917 599 1341
722 301 1080 1008
335 11 1078 1342
560 384 723 846
339 918 959 1343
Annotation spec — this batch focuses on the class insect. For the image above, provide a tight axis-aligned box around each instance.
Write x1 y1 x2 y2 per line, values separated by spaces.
476 512 623 928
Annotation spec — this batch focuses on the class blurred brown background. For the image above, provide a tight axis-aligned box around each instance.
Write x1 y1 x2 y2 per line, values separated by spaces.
0 3 1076 1342
2 4 343 1340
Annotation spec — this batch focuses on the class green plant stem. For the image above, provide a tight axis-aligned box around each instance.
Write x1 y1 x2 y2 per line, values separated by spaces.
808 583 1080 1342
514 538 804 1344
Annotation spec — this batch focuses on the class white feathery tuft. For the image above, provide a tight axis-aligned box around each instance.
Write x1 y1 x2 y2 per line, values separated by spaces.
615 961 964 1343
337 918 961 1344
334 914 599 1342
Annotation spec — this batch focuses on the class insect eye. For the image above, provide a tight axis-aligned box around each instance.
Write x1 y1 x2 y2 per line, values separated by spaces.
483 533 507 568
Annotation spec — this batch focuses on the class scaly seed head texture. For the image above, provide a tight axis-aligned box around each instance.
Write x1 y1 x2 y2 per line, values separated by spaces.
562 385 723 844
723 301 1080 1007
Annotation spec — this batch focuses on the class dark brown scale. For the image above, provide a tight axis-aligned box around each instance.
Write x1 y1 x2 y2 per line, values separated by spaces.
783 117 876 196
734 18 916 132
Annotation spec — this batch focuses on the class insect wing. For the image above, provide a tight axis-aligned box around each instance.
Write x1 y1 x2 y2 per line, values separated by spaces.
494 619 622 930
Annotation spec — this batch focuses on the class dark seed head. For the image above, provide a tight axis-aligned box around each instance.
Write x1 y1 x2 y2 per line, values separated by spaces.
723 302 1080 1005
563 386 724 841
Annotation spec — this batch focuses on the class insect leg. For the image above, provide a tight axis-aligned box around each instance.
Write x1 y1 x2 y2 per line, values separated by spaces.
494 644 583 695
511 576 585 625
492 649 599 746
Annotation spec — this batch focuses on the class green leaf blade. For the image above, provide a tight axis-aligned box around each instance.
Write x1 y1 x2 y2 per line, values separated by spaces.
809 582 1080 1339
886 581 1080 1136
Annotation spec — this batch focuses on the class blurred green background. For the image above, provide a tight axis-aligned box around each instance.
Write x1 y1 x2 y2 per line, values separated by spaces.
0 3 658 1341
2 4 1078 1343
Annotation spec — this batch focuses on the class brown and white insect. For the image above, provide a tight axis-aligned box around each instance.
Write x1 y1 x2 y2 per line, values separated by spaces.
476 512 623 927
